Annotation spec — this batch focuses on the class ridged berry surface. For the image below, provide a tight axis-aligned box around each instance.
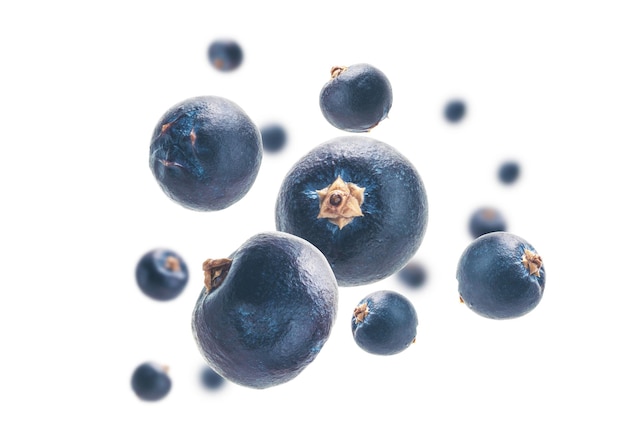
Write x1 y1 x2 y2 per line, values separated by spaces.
192 232 338 389
149 96 262 211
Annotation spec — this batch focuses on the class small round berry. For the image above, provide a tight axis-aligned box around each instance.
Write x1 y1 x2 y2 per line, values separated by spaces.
319 64 393 132
351 290 418 355
397 260 428 288
200 365 226 391
208 39 243 72
468 207 507 239
444 99 467 123
456 232 546 319
131 362 172 402
135 249 189 301
260 123 288 153
498 160 521 184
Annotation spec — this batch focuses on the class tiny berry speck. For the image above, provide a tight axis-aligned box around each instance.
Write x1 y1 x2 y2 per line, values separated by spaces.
208 39 243 72
444 99 466 123
498 160 521 184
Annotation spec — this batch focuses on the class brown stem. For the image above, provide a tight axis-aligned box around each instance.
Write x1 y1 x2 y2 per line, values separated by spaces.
202 258 232 292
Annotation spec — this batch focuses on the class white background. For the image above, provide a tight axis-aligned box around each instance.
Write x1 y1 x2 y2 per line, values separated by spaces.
2 1 626 444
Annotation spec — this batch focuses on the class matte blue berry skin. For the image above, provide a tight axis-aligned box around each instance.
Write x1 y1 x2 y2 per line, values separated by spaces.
498 161 521 184
192 232 338 389
469 207 507 239
456 232 546 320
208 39 243 71
319 64 393 132
444 99 466 123
135 249 189 301
260 123 288 153
131 362 172 402
275 136 428 287
149 96 262 211
351 290 418 356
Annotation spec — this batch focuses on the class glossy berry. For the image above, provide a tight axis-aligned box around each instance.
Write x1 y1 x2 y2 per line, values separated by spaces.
469 207 507 239
131 362 172 402
149 96 262 211
498 160 521 184
319 64 393 132
208 39 243 71
444 99 466 123
351 290 418 355
200 365 226 390
192 231 339 389
456 232 546 319
275 136 428 287
135 248 189 301
260 123 288 153
397 260 428 289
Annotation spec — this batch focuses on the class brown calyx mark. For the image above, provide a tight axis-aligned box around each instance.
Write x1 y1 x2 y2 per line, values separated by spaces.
330 65 348 78
459 295 464 303
202 258 232 292
521 249 543 277
160 121 173 134
164 256 181 272
316 176 365 229
353 302 370 324
190 128 197 146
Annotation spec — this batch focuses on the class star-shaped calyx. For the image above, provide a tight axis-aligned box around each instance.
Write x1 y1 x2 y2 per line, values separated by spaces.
202 258 232 292
521 249 543 277
353 302 370 324
316 176 365 229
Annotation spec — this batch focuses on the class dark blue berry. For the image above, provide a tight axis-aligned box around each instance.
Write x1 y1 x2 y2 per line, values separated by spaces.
469 207 507 239
319 64 393 132
192 232 339 389
131 362 172 401
135 249 189 301
352 290 418 355
200 365 226 390
498 160 521 184
275 136 428 287
208 39 243 72
456 232 546 319
260 123 288 153
444 99 466 123
397 260 428 288
149 96 263 211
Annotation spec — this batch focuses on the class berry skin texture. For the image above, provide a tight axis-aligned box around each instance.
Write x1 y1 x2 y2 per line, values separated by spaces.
131 362 172 402
149 96 262 212
352 290 418 355
498 160 521 184
456 232 546 320
208 39 243 72
444 99 466 123
135 249 189 301
260 123 288 153
319 64 393 132
469 206 507 239
275 136 428 287
192 231 339 390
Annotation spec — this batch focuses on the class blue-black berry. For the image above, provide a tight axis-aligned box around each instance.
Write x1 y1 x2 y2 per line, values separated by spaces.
131 362 172 402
